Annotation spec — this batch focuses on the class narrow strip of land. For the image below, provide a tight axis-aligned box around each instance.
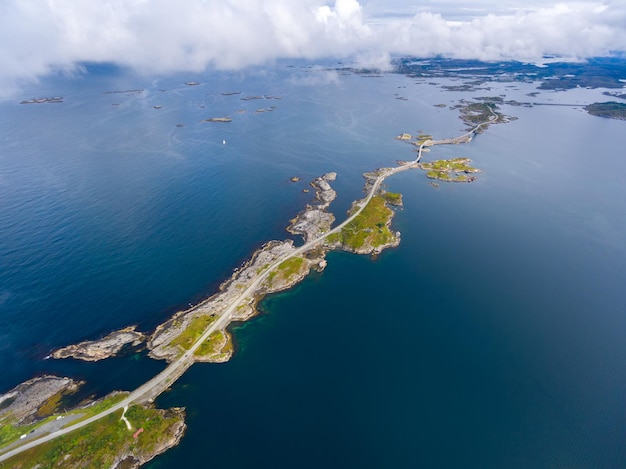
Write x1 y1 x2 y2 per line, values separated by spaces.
0 119 490 463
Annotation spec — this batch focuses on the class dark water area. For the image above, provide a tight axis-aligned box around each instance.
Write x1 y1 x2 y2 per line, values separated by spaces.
1 62 625 467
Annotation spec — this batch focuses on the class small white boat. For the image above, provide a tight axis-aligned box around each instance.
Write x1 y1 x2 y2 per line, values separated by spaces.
222 139 226 145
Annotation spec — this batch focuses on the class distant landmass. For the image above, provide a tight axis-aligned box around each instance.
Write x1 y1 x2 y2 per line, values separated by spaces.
585 101 626 120
391 56 626 91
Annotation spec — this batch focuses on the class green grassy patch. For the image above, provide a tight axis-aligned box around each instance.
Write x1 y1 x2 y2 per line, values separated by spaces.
266 257 306 287
426 170 451 181
194 330 228 357
382 192 402 205
169 315 216 351
338 196 395 250
35 392 63 419
5 405 183 469
0 421 38 448
64 393 128 426
325 232 341 244
277 257 305 277
255 263 270 274
421 158 479 173
422 158 480 183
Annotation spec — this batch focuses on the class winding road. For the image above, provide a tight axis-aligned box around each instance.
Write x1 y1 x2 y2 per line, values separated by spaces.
0 119 491 463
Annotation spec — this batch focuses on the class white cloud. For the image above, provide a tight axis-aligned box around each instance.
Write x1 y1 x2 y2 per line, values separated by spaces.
1 0 625 94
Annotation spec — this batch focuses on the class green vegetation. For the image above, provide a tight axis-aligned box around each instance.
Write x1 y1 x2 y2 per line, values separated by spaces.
325 232 341 244
395 133 412 140
255 263 270 274
0 421 39 449
459 102 496 125
475 96 504 103
427 170 450 181
169 315 216 351
420 158 479 173
35 392 63 419
194 330 231 358
336 196 395 250
64 393 128 426
585 102 626 120
5 405 183 469
277 257 305 277
381 192 403 206
267 257 306 287
421 158 480 183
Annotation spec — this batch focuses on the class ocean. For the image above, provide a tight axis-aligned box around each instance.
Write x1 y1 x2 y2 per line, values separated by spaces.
1 61 625 468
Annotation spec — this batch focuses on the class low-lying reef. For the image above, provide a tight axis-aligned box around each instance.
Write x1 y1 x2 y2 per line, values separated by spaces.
50 326 145 362
201 117 232 123
419 158 481 183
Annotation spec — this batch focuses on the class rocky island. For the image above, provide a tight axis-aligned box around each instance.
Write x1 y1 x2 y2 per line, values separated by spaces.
19 97 64 104
419 158 481 183
201 117 232 123
50 326 146 362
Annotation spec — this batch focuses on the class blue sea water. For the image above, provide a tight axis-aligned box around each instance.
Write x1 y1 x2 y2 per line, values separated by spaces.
1 62 625 467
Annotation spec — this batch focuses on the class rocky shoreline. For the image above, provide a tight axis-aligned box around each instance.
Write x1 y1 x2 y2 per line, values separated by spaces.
287 172 337 243
0 375 82 424
148 172 339 364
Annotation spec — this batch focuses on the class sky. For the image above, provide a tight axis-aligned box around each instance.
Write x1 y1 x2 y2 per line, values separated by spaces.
1 0 625 94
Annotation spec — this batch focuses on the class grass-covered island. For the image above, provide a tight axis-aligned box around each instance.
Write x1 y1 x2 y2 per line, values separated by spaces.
585 102 626 120
419 158 481 183
324 191 402 255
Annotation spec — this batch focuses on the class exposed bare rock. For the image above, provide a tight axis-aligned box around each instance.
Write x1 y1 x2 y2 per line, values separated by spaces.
51 326 145 362
311 172 337 208
0 375 82 424
287 172 337 243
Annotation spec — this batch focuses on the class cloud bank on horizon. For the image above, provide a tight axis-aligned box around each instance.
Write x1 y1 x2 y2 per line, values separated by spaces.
1 0 625 92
